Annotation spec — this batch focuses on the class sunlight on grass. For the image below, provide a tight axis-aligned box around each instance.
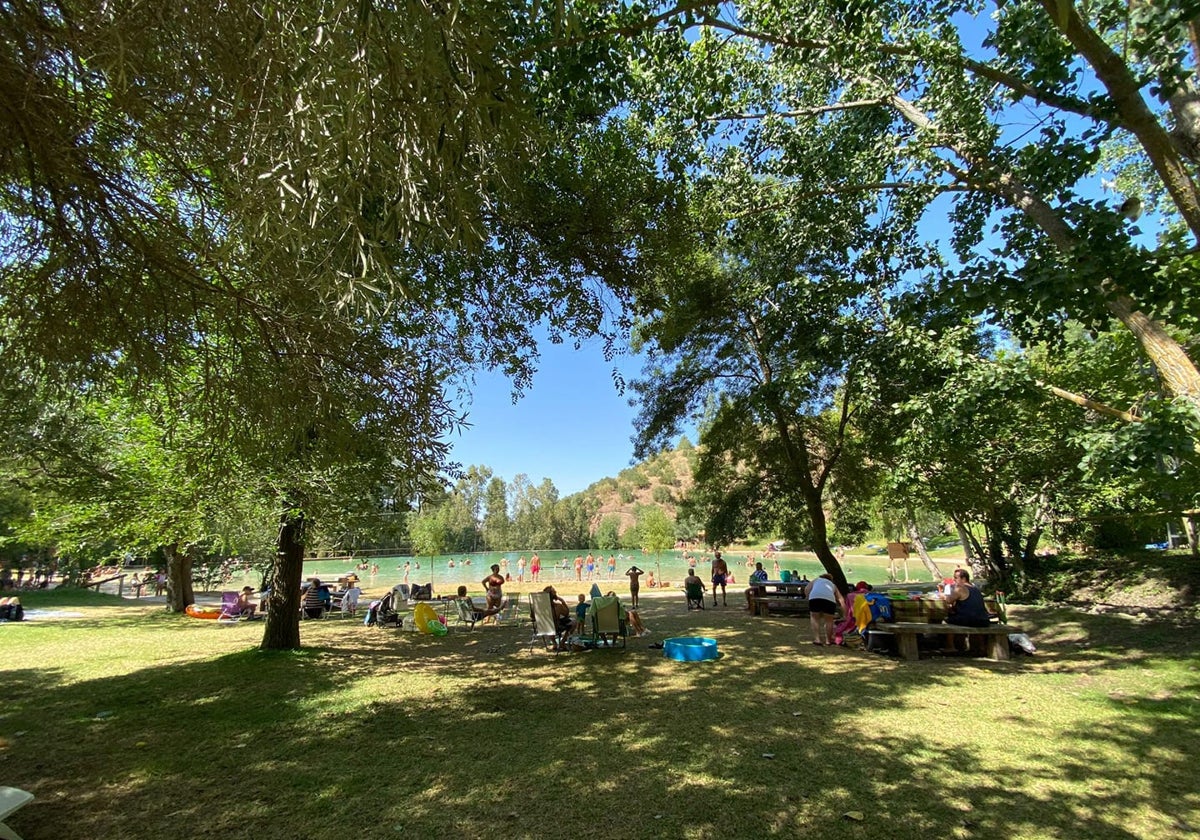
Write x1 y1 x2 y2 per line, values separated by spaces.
1 595 1198 838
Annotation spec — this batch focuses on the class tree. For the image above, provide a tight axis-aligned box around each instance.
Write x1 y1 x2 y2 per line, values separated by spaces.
482 476 511 551
594 514 623 550
1 2 689 649
633 505 676 557
628 0 1200 441
409 510 448 561
631 191 898 593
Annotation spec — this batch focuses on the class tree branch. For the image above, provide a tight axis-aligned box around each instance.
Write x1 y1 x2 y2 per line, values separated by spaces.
707 99 890 122
1034 379 1142 423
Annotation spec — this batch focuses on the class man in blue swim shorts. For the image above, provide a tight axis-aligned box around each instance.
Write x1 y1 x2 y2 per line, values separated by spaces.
711 550 729 606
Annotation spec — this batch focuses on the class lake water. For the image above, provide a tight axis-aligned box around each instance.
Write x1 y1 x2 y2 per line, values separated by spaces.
237 548 901 597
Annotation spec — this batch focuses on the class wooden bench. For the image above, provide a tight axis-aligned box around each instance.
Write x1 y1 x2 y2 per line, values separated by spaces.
755 597 810 618
878 621 1021 661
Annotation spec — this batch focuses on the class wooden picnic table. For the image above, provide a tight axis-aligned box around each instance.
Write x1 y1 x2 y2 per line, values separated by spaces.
877 621 1021 661
750 580 811 617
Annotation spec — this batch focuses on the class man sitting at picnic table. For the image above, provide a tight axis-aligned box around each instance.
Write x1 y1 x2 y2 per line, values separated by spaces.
944 569 991 628
744 562 769 612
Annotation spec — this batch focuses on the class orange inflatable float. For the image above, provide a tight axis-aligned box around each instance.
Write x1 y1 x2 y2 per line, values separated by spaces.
185 604 221 620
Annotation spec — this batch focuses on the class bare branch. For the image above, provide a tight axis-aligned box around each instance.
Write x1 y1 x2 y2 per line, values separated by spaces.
1035 380 1142 423
707 99 890 122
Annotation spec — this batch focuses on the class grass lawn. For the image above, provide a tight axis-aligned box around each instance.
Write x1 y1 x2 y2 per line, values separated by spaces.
2 588 1198 839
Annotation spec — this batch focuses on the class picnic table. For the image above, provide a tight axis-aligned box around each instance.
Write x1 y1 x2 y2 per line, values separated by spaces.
750 580 811 617
879 594 1018 661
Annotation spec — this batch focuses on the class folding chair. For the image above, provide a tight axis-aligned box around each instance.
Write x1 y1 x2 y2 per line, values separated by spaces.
216 591 241 621
527 591 564 654
500 591 523 624
591 595 627 649
685 581 705 611
451 597 477 631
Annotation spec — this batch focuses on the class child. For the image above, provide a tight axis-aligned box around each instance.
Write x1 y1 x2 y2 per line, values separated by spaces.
575 594 589 634
342 582 362 616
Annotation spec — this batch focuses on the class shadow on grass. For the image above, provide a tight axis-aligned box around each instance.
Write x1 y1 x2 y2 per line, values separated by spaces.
2 599 1198 839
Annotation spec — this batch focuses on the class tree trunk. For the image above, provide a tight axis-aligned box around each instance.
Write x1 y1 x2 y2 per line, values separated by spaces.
769 409 850 593
261 506 306 651
1183 514 1199 556
905 521 944 581
165 542 194 612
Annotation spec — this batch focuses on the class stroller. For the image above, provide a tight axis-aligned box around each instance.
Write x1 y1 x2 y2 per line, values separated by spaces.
364 590 401 628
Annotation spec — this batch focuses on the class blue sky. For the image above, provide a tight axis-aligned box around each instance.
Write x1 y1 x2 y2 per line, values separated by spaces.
447 336 651 497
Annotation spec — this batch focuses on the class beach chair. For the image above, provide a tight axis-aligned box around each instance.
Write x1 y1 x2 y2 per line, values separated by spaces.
392 583 411 604
685 581 705 611
500 592 523 624
591 595 627 649
527 591 563 654
451 598 477 631
0 786 34 840
216 591 241 621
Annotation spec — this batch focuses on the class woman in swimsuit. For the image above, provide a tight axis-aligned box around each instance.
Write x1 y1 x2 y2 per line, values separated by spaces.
482 564 505 611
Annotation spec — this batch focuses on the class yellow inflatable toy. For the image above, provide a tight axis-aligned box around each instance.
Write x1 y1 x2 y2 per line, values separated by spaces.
412 602 438 634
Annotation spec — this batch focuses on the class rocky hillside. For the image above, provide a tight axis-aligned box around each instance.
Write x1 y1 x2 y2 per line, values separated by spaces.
574 442 697 533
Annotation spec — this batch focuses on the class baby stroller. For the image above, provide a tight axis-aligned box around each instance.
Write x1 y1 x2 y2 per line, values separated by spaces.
364 590 401 627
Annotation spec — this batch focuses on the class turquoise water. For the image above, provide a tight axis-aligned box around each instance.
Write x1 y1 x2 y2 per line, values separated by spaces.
258 549 840 596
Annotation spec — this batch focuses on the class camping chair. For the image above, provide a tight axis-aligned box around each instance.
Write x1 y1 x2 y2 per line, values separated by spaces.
591 595 627 649
0 786 34 840
301 586 331 619
528 591 564 654
451 597 477 631
216 591 242 621
392 583 411 604
685 581 705 611
500 591 523 624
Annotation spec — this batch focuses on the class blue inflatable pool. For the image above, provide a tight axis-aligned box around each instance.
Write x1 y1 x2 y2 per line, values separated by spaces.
664 636 718 661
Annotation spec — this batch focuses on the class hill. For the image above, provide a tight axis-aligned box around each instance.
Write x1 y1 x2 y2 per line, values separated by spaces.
573 441 697 535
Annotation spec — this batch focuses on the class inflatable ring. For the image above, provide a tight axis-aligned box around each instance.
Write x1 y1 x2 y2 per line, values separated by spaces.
185 604 222 620
412 602 438 634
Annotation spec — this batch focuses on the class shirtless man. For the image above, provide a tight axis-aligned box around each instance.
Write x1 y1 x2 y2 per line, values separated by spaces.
711 550 730 606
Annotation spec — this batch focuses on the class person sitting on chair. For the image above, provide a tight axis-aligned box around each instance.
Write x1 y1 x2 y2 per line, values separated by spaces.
745 562 769 612
684 567 706 610
543 585 575 636
301 579 331 618
456 585 502 622
236 586 258 618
